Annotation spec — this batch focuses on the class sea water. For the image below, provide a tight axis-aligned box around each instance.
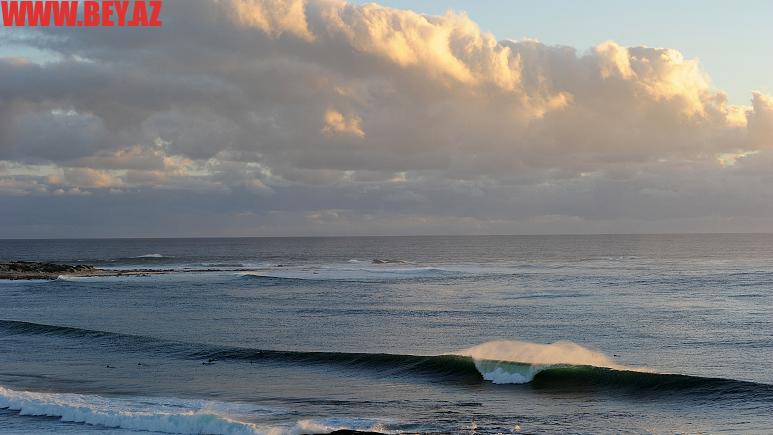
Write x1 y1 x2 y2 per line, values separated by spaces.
0 235 772 433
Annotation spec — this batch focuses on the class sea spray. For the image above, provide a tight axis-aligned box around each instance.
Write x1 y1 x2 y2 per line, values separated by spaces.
457 340 650 384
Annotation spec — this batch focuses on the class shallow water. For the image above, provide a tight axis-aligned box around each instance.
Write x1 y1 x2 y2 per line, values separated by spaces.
0 235 772 433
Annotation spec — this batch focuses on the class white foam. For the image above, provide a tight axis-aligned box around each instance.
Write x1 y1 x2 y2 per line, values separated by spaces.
55 274 155 282
0 386 273 434
0 386 394 434
134 254 166 258
56 275 93 281
471 360 551 384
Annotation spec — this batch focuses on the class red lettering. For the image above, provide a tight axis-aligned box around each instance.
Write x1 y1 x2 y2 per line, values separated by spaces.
1 1 24 26
148 0 162 26
30 1 49 26
1 0 161 27
2 1 51 26
113 0 129 26
83 0 99 26
128 0 148 27
101 0 113 26
51 1 78 26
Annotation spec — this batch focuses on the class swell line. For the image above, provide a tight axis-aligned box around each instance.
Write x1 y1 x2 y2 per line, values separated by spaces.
2 319 772 399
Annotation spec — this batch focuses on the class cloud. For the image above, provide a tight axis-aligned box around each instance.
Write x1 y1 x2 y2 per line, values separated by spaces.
230 0 315 40
748 92 773 148
0 0 772 236
58 168 123 189
322 108 364 137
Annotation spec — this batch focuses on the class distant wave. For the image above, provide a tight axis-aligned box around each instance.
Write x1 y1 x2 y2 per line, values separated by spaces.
45 259 532 281
55 275 90 281
371 259 409 264
194 262 252 268
348 258 408 264
238 266 462 282
2 320 771 399
0 385 388 435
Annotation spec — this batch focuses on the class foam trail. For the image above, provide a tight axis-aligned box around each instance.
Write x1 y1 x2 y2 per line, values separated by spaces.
56 275 100 281
134 253 166 258
55 275 149 283
0 386 266 434
457 340 649 384
0 386 394 434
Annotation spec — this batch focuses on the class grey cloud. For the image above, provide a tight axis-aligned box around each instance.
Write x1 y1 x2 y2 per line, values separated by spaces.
1 0 772 236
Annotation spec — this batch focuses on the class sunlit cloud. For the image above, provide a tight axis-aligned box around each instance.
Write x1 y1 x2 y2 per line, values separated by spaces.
1 0 773 236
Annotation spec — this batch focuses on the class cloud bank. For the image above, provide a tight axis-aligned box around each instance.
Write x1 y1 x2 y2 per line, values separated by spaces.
1 0 772 237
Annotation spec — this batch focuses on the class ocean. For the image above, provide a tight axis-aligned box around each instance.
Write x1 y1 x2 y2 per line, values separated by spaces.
0 235 771 434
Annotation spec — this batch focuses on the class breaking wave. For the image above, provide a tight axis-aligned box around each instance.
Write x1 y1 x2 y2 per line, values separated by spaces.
370 259 409 264
1 320 771 399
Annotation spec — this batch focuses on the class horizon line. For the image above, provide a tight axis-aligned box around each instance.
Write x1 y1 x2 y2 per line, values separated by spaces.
2 231 773 241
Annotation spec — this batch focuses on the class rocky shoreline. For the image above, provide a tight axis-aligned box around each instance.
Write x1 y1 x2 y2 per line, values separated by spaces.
0 262 167 280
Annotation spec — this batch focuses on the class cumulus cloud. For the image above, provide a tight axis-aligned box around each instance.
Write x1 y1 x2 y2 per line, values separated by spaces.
748 92 773 148
230 0 315 40
322 108 364 137
0 0 772 236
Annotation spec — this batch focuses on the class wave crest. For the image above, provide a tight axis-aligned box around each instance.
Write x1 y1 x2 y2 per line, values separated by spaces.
458 339 650 384
460 339 627 369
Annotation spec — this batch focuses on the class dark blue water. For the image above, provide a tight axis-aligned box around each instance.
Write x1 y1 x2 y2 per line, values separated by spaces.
0 235 772 433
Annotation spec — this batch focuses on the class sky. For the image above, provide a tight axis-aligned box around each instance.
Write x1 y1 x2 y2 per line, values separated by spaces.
349 0 773 105
1 0 773 238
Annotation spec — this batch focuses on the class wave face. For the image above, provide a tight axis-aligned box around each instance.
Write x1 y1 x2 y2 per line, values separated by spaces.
2 320 772 400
